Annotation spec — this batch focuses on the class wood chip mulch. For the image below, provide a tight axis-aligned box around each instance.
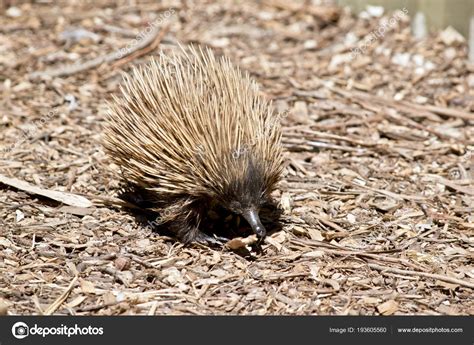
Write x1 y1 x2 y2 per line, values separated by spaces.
0 0 472 315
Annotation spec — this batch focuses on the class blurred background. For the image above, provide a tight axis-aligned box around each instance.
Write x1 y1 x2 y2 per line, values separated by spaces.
339 0 474 61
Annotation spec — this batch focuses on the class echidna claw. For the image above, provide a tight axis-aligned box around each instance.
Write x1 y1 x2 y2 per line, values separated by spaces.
194 232 228 246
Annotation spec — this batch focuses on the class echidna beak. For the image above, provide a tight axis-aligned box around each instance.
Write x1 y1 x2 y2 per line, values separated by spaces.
242 208 266 240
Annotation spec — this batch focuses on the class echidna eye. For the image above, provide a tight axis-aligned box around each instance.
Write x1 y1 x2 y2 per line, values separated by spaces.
229 201 242 212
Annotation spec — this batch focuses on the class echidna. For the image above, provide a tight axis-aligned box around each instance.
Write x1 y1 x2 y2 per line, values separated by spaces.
103 46 284 244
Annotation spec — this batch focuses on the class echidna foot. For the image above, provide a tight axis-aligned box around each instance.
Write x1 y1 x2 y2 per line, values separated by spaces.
194 231 228 246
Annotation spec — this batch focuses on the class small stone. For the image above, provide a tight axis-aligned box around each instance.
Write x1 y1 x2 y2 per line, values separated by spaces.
392 52 411 67
346 213 356 224
15 210 25 222
6 6 22 17
439 26 465 45
303 40 318 50
162 267 184 286
467 74 474 88
209 37 229 48
366 5 384 17
114 257 131 271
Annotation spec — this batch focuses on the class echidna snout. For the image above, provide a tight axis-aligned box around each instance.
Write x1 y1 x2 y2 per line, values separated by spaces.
242 208 266 240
